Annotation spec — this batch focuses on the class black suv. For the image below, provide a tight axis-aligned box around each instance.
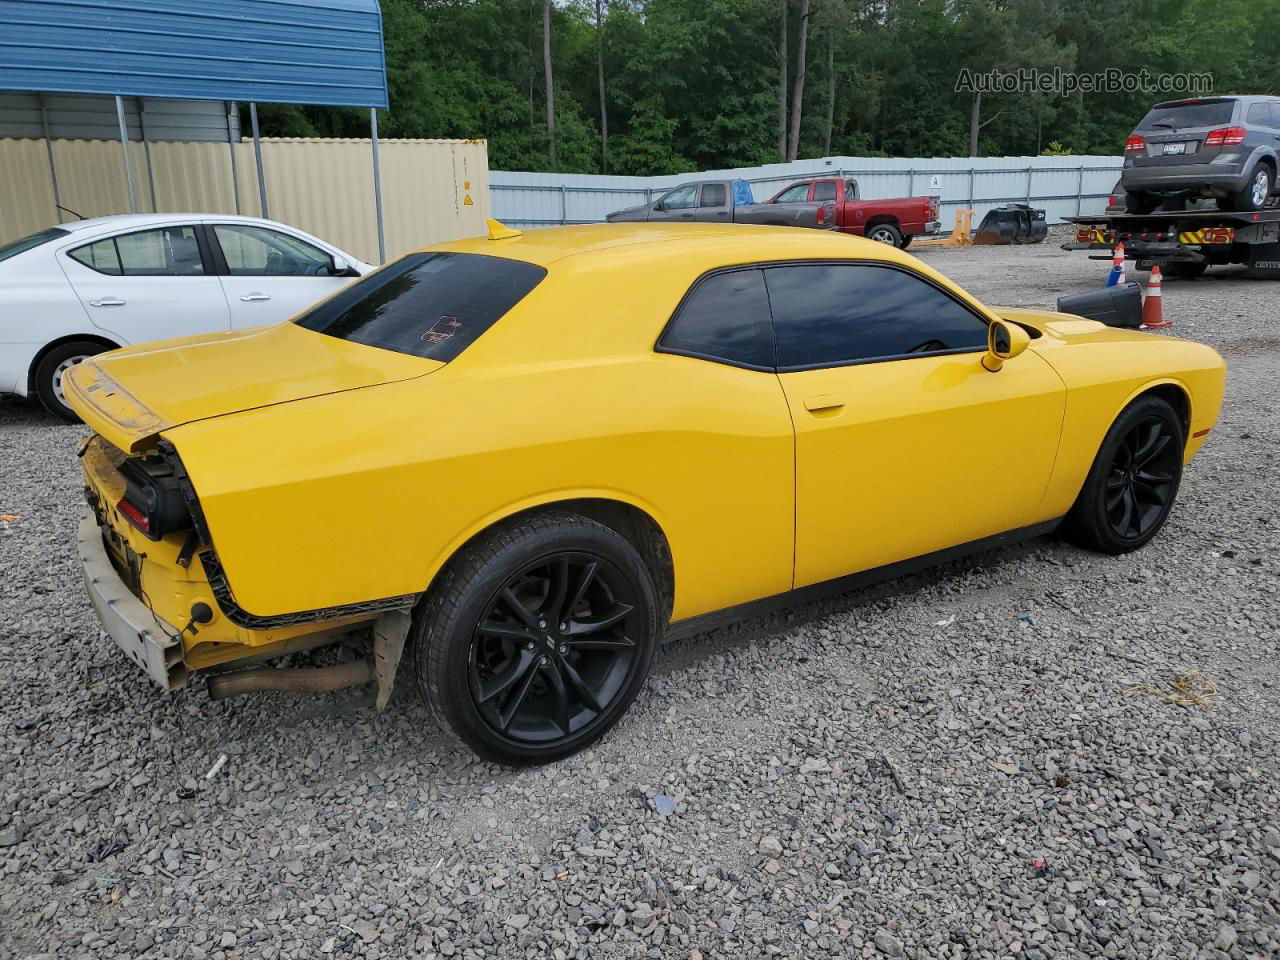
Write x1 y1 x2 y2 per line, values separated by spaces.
1121 96 1280 213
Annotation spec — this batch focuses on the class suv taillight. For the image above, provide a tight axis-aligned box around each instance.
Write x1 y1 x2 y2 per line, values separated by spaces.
117 457 193 541
1204 126 1246 146
1125 134 1146 153
928 197 939 218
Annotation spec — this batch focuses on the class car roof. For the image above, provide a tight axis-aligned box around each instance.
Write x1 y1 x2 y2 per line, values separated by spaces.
54 213 311 236
433 222 905 271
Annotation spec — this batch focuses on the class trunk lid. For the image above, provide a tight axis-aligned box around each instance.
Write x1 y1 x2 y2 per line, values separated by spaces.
65 321 442 452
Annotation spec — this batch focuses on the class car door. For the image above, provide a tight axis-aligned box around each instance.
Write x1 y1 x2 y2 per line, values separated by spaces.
765 261 1067 589
208 223 352 328
693 182 730 222
60 225 230 345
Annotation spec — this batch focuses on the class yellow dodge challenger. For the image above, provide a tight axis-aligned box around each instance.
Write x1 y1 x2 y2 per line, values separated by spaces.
68 222 1225 764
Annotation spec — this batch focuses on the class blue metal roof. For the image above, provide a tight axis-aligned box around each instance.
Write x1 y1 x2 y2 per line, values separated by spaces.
0 0 388 108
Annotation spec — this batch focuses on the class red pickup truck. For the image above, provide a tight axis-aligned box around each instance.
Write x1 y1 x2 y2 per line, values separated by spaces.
764 177 940 248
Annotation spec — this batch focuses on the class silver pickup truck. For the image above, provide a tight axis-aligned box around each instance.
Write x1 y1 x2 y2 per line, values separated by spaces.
605 179 837 229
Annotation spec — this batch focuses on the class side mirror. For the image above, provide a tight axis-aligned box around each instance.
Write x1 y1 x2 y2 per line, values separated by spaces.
653 201 665 212
982 319 1030 372
330 254 354 276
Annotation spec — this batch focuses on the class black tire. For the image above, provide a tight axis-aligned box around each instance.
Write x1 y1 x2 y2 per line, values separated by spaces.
899 233 914 250
1164 261 1207 279
1125 191 1159 214
1060 395 1185 555
1223 163 1274 213
34 340 106 422
413 512 659 765
866 222 904 247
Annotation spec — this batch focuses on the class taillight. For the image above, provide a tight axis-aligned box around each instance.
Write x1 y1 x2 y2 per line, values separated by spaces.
928 197 939 218
1125 134 1146 153
817 205 827 225
117 457 193 541
1204 126 1246 146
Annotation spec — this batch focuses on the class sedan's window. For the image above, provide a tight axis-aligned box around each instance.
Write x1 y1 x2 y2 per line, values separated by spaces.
662 185 698 210
295 252 545 362
658 269 774 369
69 227 204 277
699 183 727 207
774 183 810 203
813 181 837 202
214 224 334 277
765 263 988 369
0 227 68 264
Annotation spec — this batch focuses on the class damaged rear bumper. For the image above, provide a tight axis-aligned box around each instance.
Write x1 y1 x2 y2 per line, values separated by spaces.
78 511 188 691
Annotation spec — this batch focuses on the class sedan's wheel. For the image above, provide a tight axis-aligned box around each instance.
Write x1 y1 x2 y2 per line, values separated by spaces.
414 513 658 764
34 340 105 422
1061 395 1184 554
867 223 904 247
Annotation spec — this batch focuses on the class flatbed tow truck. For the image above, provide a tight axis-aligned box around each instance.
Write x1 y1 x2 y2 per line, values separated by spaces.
1063 203 1280 279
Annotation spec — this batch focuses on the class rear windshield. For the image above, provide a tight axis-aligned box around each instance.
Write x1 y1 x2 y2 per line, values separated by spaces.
1138 100 1235 131
0 227 69 264
295 252 546 362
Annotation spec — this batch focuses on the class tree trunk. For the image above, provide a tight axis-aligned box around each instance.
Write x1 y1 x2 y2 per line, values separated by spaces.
544 0 556 166
787 0 809 162
823 21 834 156
778 1 788 161
596 0 608 172
969 90 981 158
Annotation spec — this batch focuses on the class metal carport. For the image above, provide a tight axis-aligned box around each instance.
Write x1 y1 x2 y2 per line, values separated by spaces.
0 0 391 260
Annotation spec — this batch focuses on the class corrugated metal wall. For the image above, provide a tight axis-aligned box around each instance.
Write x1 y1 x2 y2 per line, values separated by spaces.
0 137 490 264
0 93 236 142
491 155 1125 229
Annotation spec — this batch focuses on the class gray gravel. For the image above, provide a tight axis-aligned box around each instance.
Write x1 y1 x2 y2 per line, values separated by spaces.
2 240 1278 959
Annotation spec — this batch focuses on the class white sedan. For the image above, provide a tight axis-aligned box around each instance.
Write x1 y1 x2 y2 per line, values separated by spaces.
0 214 372 420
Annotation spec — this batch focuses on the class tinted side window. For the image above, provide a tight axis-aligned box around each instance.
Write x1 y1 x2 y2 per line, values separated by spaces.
659 269 774 369
663 185 697 209
1268 103 1280 129
214 224 332 276
69 227 204 277
813 181 837 202
295 252 545 362
699 183 727 207
1247 102 1269 125
765 264 988 369
774 184 810 203
845 180 859 201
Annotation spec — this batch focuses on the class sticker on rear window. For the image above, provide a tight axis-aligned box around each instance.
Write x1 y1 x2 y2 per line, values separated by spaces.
423 315 461 343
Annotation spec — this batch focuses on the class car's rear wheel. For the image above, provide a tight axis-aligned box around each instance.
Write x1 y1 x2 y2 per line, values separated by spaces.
1061 395 1184 555
34 340 105 422
414 512 658 764
866 222 904 247
1221 164 1274 212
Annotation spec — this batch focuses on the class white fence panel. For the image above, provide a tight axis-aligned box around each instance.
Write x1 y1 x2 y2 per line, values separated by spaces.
490 155 1124 231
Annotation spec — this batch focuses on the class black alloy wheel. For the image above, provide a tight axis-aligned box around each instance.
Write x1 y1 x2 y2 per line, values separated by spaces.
1102 415 1181 542
469 552 641 743
1061 395 1184 555
414 513 658 764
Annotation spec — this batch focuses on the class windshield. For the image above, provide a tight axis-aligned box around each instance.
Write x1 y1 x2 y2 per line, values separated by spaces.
0 227 69 264
295 252 546 362
1137 100 1234 131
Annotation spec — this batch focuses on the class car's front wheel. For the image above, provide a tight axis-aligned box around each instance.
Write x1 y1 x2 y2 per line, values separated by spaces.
414 512 658 764
34 340 105 422
1061 395 1185 555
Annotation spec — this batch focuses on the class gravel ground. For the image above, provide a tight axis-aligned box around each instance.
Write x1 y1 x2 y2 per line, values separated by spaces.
2 239 1277 960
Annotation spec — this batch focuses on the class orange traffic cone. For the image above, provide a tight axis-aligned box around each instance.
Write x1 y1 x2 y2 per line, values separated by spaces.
1141 265 1170 329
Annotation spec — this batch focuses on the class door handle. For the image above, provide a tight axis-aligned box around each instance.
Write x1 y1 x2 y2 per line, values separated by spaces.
89 297 126 307
804 394 845 413
239 293 271 302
